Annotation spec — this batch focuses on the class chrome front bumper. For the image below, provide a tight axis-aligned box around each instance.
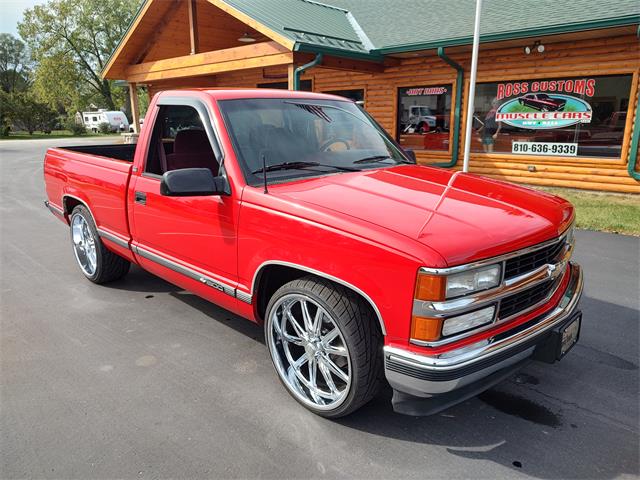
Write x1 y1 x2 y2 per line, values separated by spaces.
384 262 583 414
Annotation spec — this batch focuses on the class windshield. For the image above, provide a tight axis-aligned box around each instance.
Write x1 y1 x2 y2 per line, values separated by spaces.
218 98 410 186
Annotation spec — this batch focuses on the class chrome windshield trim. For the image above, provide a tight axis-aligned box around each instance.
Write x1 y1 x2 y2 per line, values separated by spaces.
419 224 573 276
389 262 583 370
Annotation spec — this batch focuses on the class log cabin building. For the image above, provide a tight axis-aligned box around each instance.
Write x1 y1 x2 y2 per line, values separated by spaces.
103 0 640 192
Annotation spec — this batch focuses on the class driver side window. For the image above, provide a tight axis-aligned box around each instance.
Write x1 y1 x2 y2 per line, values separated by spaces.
145 104 219 177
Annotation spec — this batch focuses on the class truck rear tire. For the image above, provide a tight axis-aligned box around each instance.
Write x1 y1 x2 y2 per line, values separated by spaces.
69 205 130 284
265 275 383 418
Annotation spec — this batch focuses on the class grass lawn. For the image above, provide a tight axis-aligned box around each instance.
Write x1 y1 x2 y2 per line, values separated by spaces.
1 130 120 140
538 187 640 236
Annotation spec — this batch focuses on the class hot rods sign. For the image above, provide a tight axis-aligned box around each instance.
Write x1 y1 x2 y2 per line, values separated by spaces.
494 78 594 130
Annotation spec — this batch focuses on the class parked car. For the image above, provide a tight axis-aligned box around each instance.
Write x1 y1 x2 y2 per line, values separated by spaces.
518 93 567 112
44 89 583 418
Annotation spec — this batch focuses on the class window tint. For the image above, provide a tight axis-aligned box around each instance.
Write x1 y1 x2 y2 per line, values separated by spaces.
144 104 219 176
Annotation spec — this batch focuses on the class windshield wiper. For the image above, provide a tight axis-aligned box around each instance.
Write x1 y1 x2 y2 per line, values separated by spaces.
252 161 359 175
353 155 394 164
354 155 412 165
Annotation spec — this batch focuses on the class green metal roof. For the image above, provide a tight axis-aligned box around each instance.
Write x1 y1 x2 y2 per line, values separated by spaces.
223 0 371 55
327 0 640 53
226 0 639 57
104 0 640 78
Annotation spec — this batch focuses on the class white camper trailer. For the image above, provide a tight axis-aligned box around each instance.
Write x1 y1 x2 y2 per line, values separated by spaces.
81 110 129 133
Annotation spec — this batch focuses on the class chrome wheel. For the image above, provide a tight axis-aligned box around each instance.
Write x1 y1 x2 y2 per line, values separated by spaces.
267 294 352 410
71 213 97 276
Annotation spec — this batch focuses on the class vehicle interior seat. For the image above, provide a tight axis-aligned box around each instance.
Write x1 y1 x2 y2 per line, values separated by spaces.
165 129 218 175
248 125 311 168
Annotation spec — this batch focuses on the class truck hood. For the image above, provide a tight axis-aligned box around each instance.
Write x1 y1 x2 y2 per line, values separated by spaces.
271 165 574 266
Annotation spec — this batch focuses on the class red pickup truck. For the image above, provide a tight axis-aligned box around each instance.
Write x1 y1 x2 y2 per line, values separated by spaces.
44 89 583 418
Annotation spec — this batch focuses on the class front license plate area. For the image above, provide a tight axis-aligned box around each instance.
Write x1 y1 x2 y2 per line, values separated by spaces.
559 313 581 357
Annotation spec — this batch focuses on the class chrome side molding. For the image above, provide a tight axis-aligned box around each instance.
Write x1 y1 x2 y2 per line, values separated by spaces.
96 228 130 250
131 244 252 304
44 200 64 217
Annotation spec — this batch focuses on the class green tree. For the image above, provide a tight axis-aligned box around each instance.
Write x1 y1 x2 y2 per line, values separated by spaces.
0 34 31 93
0 90 14 136
9 93 58 134
19 0 139 111
31 53 84 113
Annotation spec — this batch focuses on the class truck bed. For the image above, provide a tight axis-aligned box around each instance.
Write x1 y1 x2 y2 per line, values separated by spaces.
43 144 134 250
61 144 136 162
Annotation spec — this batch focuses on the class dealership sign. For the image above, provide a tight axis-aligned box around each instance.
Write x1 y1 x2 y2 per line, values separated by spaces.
405 87 447 96
496 94 592 130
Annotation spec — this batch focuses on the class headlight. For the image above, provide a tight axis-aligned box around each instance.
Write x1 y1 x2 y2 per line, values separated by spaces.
442 305 496 336
414 263 502 302
565 224 575 246
446 264 502 298
411 264 502 343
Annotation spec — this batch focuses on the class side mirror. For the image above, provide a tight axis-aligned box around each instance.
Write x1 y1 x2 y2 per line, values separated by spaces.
160 168 229 196
403 148 417 163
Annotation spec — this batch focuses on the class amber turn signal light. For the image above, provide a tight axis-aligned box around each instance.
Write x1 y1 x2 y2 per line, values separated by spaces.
410 316 443 342
414 273 446 301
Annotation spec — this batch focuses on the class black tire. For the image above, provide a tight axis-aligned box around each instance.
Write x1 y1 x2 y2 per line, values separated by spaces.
417 122 429 134
69 205 130 284
265 275 384 418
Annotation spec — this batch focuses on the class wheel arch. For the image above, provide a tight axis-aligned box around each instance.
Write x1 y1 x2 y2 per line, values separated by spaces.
62 194 94 224
252 261 386 336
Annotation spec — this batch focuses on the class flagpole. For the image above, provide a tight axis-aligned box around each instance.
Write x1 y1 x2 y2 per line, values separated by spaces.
462 0 482 172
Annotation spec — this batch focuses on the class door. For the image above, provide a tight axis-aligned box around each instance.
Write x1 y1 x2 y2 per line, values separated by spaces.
130 97 238 301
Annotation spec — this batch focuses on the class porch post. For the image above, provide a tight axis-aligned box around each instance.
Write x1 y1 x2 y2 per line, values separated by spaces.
287 63 295 90
188 0 199 55
129 83 140 134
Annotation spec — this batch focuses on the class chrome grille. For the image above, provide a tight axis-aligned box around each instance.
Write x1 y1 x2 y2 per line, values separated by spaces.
498 278 557 320
504 237 566 280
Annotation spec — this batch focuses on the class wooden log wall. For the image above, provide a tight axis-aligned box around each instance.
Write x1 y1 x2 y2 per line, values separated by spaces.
147 30 640 193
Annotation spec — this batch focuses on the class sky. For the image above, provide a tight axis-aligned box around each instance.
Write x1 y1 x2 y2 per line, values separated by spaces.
1 0 45 36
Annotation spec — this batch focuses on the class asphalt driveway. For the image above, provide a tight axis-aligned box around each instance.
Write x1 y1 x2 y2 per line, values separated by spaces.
1 137 638 479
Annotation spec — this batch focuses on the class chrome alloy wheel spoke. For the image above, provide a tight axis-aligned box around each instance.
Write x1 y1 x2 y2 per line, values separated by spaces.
72 214 97 276
269 294 352 410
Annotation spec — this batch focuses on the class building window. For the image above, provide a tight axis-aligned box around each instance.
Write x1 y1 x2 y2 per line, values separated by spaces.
397 85 452 151
324 89 365 105
472 74 633 158
257 80 312 91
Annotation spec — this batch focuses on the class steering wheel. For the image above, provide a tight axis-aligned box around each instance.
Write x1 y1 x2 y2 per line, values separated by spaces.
320 137 351 152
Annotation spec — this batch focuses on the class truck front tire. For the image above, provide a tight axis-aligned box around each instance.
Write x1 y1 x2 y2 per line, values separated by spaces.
265 276 383 418
69 205 130 284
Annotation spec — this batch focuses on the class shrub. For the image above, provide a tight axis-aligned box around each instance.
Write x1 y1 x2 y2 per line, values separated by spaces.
98 122 111 134
64 116 86 135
